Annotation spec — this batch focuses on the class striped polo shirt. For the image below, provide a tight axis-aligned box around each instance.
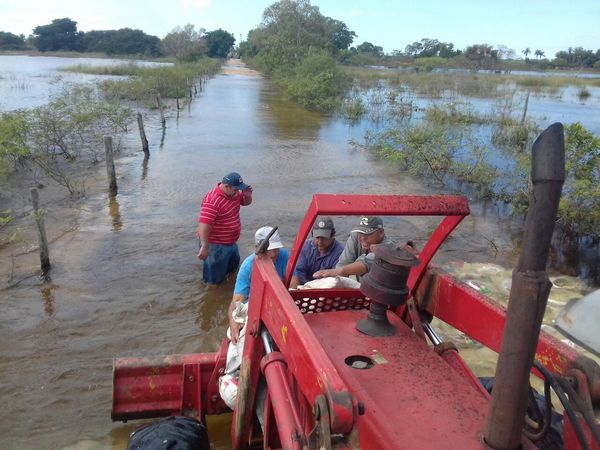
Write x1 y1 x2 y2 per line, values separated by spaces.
198 183 244 245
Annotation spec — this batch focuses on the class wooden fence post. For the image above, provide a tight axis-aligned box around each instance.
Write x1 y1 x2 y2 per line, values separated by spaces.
156 94 166 127
137 112 149 157
104 136 118 193
30 188 50 273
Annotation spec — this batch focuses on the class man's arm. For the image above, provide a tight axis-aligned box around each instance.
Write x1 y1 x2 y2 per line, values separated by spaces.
241 186 253 206
228 294 246 344
289 275 300 289
197 223 211 260
313 260 368 279
290 242 309 288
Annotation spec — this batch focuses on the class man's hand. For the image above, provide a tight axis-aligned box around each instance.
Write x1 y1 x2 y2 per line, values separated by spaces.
313 267 342 279
229 320 243 344
197 244 209 260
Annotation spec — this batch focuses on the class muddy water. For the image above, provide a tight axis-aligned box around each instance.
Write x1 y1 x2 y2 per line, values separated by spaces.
0 60 591 449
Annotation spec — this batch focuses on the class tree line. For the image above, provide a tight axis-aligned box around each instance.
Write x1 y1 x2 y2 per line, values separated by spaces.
2 10 599 71
0 18 235 59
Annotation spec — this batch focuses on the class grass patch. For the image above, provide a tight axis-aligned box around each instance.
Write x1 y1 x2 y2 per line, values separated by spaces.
60 62 147 76
98 59 220 104
341 66 599 100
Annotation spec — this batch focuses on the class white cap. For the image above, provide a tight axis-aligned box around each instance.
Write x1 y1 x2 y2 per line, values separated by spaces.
254 226 284 250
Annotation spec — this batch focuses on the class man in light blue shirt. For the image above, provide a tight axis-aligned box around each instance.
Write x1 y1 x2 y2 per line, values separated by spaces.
228 226 289 343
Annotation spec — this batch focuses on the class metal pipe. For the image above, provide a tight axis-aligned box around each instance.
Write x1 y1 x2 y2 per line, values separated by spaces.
422 320 442 346
261 328 274 354
261 352 305 450
484 123 565 450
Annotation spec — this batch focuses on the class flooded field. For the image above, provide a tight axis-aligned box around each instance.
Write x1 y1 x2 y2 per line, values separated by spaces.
0 57 597 449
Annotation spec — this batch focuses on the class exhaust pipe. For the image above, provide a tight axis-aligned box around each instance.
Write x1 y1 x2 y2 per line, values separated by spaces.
484 123 565 449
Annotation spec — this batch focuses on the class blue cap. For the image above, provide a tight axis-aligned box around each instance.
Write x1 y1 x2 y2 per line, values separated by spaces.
222 172 248 190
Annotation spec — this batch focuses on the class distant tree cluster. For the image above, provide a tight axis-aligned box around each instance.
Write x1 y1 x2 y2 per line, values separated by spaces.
0 31 27 50
28 18 161 56
80 29 160 55
403 38 461 58
0 18 236 59
554 47 600 68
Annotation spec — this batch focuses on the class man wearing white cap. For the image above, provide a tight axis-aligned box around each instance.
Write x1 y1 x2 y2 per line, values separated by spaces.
227 226 289 344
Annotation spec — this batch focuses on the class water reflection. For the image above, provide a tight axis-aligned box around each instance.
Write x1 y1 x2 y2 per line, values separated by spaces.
259 87 326 140
141 156 149 181
160 126 166 149
40 283 57 317
108 193 122 231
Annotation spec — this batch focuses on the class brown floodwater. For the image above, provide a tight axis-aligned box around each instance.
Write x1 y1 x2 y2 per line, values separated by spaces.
0 60 592 449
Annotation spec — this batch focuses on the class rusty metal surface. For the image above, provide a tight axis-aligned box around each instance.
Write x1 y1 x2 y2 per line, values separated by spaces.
305 309 489 449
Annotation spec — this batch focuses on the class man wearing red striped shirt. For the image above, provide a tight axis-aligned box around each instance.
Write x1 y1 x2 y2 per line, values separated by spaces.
197 172 253 286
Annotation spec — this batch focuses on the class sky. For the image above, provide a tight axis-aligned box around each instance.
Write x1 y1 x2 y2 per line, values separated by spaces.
1 0 598 58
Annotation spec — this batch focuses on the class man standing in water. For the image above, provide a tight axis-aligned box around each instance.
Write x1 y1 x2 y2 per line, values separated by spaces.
197 172 253 287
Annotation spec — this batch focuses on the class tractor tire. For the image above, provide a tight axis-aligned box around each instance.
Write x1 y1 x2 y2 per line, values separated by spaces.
126 416 210 450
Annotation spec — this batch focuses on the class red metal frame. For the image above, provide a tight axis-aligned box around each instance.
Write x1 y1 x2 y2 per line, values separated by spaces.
284 194 470 288
414 268 584 376
111 343 229 421
112 193 599 450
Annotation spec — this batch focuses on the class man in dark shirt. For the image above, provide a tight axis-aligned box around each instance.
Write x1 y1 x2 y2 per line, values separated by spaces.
290 216 344 289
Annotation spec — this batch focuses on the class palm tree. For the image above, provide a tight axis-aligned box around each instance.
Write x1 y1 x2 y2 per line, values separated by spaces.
522 47 531 62
534 49 545 59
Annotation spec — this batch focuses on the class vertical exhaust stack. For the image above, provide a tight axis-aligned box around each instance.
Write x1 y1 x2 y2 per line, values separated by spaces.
357 244 420 337
484 123 565 449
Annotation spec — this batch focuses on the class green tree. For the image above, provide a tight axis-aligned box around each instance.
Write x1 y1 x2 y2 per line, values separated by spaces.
404 38 460 58
79 28 160 55
356 41 383 57
32 18 82 51
0 31 27 51
242 0 355 72
463 44 498 69
521 47 531 61
204 29 235 58
161 24 207 61
325 18 356 53
534 49 545 59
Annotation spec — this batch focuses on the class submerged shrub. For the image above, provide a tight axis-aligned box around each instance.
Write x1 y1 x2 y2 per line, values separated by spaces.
341 95 366 120
275 51 347 112
425 102 489 126
577 87 591 100
491 117 539 152
558 123 600 236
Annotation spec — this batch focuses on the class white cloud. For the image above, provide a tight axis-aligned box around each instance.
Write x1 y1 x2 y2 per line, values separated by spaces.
181 0 212 9
349 8 364 17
